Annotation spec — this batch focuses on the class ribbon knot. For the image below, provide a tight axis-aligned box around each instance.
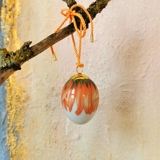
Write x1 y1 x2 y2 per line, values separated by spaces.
76 62 84 68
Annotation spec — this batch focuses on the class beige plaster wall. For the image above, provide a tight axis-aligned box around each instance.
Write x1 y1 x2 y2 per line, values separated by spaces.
14 0 160 159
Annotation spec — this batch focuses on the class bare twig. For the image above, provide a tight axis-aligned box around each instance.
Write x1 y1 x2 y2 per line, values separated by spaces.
0 0 111 86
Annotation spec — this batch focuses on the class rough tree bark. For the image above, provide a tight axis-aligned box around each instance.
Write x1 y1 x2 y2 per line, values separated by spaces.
0 0 111 86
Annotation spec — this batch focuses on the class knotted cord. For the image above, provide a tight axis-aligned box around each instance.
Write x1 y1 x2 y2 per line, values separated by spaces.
50 4 94 69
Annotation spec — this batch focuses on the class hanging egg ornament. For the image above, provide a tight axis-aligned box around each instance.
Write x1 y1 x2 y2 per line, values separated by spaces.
61 73 99 124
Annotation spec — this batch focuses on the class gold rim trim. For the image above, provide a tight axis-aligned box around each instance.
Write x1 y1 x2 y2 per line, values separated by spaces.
70 73 89 80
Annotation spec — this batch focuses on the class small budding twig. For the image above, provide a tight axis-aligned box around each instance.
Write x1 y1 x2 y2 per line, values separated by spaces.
0 41 33 71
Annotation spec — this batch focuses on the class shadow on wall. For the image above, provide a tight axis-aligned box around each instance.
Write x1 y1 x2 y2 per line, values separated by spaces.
107 35 144 145
0 85 9 159
0 1 9 159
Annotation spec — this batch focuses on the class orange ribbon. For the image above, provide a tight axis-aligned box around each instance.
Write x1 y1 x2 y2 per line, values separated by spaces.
50 4 94 68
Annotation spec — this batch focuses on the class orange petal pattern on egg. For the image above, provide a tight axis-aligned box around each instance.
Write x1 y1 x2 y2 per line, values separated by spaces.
61 74 99 116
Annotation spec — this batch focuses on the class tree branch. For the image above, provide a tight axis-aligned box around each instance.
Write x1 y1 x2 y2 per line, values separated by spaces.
0 0 111 86
62 0 77 8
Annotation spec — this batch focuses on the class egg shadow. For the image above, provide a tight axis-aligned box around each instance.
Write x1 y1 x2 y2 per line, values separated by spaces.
102 35 145 150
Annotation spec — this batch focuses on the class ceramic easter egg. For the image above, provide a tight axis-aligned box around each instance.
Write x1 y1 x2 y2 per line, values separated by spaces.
61 73 99 124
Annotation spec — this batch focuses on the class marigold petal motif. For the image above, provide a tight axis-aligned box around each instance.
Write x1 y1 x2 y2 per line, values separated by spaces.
61 74 99 116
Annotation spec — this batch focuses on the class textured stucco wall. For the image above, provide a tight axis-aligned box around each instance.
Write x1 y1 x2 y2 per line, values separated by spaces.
7 0 160 159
